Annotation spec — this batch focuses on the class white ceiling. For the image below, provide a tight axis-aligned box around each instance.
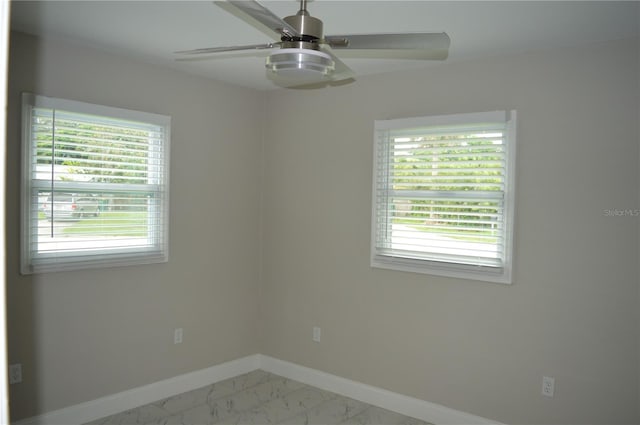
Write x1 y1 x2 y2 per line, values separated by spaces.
10 1 640 91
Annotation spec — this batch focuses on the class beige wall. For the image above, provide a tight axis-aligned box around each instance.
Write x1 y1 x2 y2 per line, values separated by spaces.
6 30 640 425
261 38 640 424
6 32 264 420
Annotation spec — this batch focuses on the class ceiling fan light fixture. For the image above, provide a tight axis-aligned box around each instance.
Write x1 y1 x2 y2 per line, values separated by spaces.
179 0 452 89
266 48 335 81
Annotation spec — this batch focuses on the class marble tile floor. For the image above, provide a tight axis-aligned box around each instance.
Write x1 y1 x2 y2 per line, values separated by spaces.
85 370 433 425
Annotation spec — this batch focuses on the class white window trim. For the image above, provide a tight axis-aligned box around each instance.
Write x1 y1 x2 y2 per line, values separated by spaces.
371 110 516 284
20 93 171 274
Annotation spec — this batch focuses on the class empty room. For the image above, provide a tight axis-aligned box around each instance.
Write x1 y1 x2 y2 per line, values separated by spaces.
3 1 640 424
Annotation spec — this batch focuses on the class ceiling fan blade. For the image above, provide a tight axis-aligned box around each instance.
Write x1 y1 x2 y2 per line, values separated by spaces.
216 1 300 38
175 43 278 56
326 48 449 61
325 32 450 58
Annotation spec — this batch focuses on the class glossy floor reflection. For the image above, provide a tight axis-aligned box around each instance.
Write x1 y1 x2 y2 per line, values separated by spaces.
85 370 432 425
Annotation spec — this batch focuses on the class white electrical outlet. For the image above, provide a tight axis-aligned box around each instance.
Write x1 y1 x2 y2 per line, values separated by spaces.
9 364 22 385
542 376 555 397
174 328 183 344
312 326 321 343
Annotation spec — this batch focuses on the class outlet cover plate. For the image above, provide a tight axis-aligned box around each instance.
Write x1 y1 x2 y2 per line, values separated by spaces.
174 328 183 344
542 376 555 397
9 364 22 384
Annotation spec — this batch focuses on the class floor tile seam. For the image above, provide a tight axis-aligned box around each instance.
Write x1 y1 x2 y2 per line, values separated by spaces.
198 372 282 407
218 371 298 396
105 372 331 424
152 404 175 421
148 381 236 413
241 383 316 417
218 386 338 425
99 403 174 425
143 373 290 420
344 401 379 425
336 405 376 425
149 390 220 422
267 388 342 425
284 384 340 404
219 379 312 408
167 380 317 422
335 401 380 425
198 370 274 397
271 396 342 425
149 397 200 418
170 371 299 405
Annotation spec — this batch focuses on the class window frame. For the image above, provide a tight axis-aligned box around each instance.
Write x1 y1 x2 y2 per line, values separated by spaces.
20 93 171 274
371 110 516 284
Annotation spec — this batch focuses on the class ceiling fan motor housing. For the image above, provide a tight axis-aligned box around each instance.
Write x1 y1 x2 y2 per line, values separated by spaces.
266 5 335 83
283 13 323 46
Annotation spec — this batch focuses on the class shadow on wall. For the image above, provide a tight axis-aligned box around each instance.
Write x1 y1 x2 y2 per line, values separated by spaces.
6 34 43 421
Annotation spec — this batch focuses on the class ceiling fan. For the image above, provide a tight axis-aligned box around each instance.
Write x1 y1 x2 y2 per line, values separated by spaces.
176 0 450 87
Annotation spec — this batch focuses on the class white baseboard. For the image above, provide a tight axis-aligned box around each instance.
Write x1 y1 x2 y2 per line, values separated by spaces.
258 355 503 425
13 354 502 425
13 355 260 425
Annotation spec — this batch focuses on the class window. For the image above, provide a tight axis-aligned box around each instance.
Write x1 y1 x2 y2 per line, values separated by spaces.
371 111 516 283
21 93 170 274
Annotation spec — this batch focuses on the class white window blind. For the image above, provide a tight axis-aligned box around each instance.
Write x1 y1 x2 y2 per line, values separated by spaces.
372 111 516 283
21 93 171 274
